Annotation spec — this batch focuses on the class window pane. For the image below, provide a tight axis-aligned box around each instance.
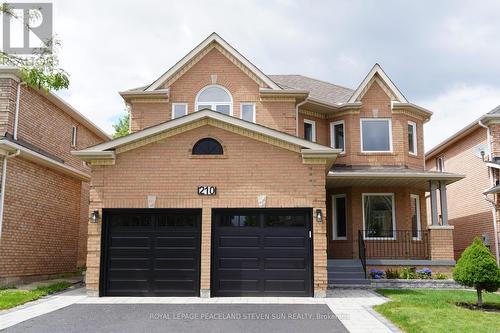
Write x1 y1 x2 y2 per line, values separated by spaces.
197 104 211 111
215 104 231 115
335 197 346 238
408 124 415 153
411 196 420 239
219 215 259 227
304 122 313 141
198 86 231 102
334 123 344 150
362 120 391 151
173 104 187 118
364 195 394 238
265 214 305 227
192 138 223 155
241 104 254 122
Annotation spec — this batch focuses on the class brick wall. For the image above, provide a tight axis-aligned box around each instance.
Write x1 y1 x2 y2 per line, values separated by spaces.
0 157 82 278
86 125 327 295
0 78 17 135
425 127 494 259
129 48 297 135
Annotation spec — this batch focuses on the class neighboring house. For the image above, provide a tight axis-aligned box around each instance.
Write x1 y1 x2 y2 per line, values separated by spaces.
0 67 110 286
426 106 500 264
74 33 463 298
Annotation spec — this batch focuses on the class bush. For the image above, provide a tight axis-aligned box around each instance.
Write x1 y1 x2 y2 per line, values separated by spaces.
434 272 448 280
416 267 432 279
453 238 500 307
385 269 400 279
400 267 416 279
370 268 385 279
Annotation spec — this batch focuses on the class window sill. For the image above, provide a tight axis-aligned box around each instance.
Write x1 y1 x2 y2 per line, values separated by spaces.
358 152 396 156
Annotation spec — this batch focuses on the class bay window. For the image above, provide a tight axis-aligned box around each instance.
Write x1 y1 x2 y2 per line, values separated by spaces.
360 118 392 152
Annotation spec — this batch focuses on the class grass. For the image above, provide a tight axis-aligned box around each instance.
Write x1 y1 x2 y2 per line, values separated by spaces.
0 281 72 310
375 289 500 333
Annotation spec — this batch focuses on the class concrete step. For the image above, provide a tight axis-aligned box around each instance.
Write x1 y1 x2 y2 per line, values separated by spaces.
328 278 371 285
328 283 374 289
328 265 365 273
328 259 362 266
329 271 366 280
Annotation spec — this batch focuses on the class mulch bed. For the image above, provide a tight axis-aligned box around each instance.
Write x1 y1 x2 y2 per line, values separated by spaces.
455 302 500 312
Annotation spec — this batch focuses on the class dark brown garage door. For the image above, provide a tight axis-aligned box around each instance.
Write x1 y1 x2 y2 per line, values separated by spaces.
101 209 201 296
212 208 313 297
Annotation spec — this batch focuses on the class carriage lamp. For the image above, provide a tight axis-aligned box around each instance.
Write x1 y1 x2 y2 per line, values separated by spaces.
316 209 323 223
90 210 99 224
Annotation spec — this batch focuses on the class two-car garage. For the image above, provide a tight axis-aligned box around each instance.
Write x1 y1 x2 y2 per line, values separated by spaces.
100 208 313 297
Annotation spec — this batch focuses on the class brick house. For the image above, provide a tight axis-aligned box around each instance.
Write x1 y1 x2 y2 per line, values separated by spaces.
426 106 500 264
74 33 463 297
0 67 110 286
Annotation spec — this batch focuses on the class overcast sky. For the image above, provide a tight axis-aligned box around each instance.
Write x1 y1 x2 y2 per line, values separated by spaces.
20 0 500 150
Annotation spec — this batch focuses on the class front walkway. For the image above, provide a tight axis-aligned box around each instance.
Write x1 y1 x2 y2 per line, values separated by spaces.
0 288 400 333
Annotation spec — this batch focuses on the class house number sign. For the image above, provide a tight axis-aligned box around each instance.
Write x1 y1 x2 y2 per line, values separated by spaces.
198 186 216 196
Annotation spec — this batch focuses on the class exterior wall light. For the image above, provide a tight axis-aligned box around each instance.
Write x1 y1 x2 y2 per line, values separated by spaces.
316 209 323 223
90 210 99 224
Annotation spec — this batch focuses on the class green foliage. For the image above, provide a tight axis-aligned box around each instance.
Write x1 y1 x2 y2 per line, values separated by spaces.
112 113 130 139
0 281 71 310
434 272 448 280
385 269 400 279
400 266 416 279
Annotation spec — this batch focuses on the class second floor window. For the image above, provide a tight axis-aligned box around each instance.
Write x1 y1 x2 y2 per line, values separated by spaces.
360 118 392 152
195 85 232 115
172 103 188 119
304 119 316 142
71 126 77 147
330 120 345 152
240 103 255 123
436 156 445 172
408 121 417 155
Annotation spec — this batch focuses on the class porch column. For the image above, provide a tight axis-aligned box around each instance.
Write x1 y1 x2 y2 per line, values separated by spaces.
429 181 439 226
439 181 449 225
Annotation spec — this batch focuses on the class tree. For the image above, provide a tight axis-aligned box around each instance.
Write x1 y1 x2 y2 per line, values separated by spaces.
112 113 130 139
453 238 500 307
0 4 69 91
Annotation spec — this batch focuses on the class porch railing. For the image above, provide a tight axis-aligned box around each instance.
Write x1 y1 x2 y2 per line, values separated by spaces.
358 230 367 278
359 230 430 260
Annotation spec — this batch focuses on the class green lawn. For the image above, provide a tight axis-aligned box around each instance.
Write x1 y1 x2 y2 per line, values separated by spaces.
375 289 500 333
0 281 72 310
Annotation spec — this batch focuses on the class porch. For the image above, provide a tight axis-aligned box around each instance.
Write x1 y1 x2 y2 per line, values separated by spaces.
326 167 464 284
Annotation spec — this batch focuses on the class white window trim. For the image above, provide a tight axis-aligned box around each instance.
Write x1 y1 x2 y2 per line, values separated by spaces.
437 156 445 172
411 194 422 240
408 121 417 156
171 103 188 119
360 118 393 153
332 194 347 240
304 119 316 142
330 120 345 154
240 103 256 123
362 193 396 240
195 84 233 116
71 126 77 147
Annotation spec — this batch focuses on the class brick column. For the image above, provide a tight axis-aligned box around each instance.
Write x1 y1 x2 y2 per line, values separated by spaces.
199 205 212 298
428 225 455 261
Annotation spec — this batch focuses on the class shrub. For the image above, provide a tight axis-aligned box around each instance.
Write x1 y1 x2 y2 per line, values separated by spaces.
416 267 432 279
453 238 500 307
385 269 400 279
370 268 385 279
400 266 416 279
434 272 448 280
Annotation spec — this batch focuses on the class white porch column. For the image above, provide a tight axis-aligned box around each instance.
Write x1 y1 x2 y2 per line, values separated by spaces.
430 181 439 226
439 181 449 226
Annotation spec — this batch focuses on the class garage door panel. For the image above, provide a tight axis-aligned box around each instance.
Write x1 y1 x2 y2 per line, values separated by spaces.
102 209 201 297
212 208 312 297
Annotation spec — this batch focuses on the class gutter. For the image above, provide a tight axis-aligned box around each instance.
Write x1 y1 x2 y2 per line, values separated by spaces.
0 149 20 243
479 120 500 264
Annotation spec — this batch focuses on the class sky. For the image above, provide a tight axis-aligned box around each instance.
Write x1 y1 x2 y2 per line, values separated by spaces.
8 0 500 150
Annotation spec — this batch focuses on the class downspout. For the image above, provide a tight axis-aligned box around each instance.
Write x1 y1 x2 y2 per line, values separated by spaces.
478 119 500 264
0 150 20 243
13 81 23 140
295 99 308 136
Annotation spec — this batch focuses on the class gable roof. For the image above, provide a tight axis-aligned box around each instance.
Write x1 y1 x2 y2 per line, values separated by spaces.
73 109 339 160
269 75 354 105
145 33 281 91
348 63 408 103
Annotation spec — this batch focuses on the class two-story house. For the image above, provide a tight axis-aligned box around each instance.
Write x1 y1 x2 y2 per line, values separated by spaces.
74 33 463 297
426 106 500 264
0 67 109 286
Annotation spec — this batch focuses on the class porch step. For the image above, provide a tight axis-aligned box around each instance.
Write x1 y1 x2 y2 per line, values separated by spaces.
327 259 370 288
329 271 366 280
328 279 371 285
328 259 362 267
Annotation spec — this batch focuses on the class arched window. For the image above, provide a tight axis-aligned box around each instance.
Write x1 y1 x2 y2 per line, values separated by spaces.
195 85 232 115
192 138 224 155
